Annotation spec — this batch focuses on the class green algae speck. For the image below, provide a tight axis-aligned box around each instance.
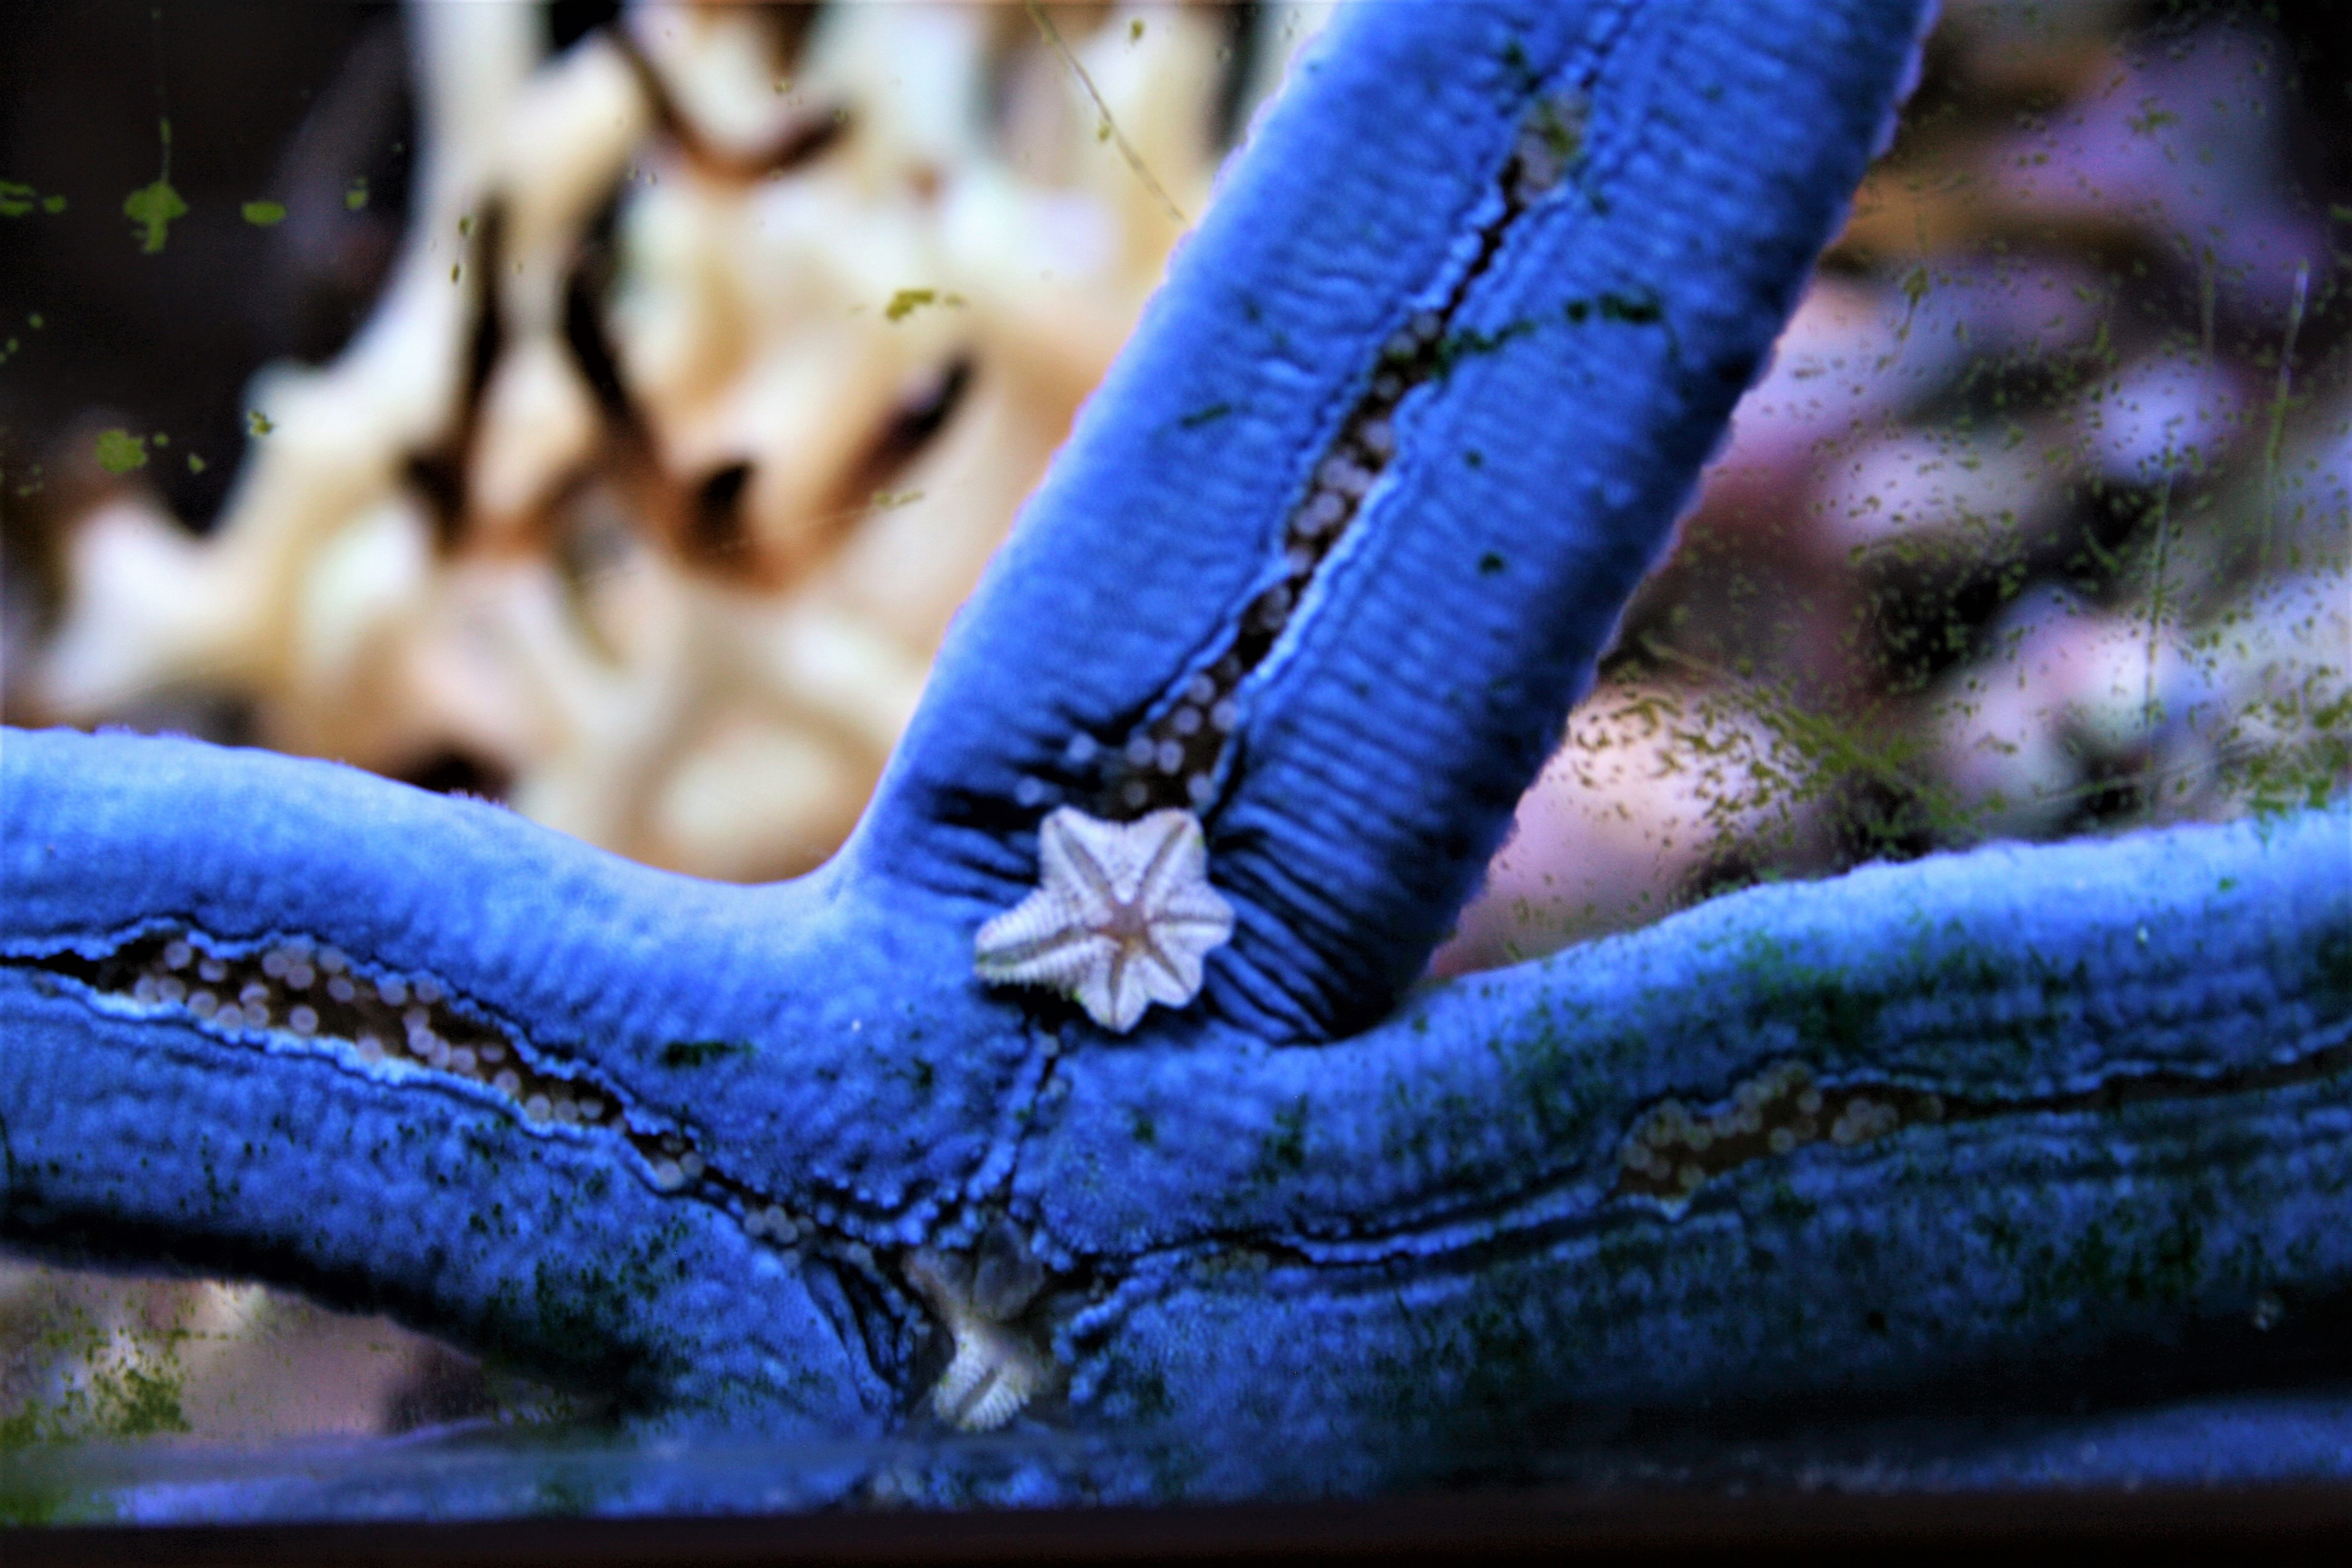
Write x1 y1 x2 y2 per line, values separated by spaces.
659 1039 753 1068
885 287 964 321
5 181 65 217
122 117 186 253
123 181 186 253
93 430 148 475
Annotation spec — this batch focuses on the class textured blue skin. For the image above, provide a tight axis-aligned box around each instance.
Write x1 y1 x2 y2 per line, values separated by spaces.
866 0 1925 1038
5 0 2351 1511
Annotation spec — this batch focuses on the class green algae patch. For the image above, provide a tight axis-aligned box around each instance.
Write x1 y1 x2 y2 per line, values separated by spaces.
121 118 187 253
0 1290 194 1480
1561 289 1663 327
242 200 287 227
123 180 186 254
884 287 964 322
1251 1097 1311 1183
1431 319 1534 377
1 181 65 217
89 1359 189 1439
93 429 149 475
659 1038 753 1069
1526 93 1585 172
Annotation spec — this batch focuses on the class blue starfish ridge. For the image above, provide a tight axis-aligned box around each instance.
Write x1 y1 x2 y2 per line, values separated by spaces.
3 0 2347 1508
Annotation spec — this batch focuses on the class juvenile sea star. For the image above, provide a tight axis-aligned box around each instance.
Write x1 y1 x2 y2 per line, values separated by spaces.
973 807 1235 1033
3 0 2347 1518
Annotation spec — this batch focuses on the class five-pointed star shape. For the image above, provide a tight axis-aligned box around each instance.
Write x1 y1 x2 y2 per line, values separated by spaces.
973 808 1236 1033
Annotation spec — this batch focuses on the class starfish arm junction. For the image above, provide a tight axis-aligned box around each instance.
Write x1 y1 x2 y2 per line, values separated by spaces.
0 727 1034 1434
7 748 2345 1499
1012 807 2352 1495
857 0 1935 1038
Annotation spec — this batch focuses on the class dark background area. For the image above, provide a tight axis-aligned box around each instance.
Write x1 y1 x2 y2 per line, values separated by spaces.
1 3 408 531
2 0 2346 533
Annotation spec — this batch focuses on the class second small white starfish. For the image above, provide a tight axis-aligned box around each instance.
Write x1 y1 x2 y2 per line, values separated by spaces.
973 806 1236 1033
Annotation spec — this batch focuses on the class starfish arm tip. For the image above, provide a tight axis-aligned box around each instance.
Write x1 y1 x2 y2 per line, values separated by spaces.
1083 965 1155 1034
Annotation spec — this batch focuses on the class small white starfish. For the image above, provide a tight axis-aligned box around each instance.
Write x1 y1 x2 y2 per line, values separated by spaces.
903 1247 1056 1431
973 806 1235 1033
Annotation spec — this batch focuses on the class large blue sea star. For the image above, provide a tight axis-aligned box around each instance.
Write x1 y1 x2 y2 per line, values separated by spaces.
3 0 2348 1515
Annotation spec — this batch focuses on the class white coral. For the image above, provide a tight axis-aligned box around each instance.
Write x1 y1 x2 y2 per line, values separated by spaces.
31 5 1331 885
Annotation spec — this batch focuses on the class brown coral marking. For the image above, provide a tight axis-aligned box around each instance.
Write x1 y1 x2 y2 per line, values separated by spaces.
812 356 976 550
610 26 850 184
405 200 506 551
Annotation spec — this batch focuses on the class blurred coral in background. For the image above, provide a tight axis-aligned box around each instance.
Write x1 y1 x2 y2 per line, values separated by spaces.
2 0 2346 1455
1436 0 2348 972
9 0 1321 881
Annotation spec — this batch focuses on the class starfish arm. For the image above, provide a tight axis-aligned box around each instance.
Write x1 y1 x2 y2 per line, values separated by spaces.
1153 894 1238 939
1096 950 1158 1038
1130 810 1215 914
1011 809 2352 1493
855 0 1934 1037
972 892 1116 986
1033 808 1126 916
1129 943 1200 1016
0 727 1037 1418
0 983 882 1434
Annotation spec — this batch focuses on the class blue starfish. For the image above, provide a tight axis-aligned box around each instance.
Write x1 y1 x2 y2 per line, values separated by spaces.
5 0 2349 1513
